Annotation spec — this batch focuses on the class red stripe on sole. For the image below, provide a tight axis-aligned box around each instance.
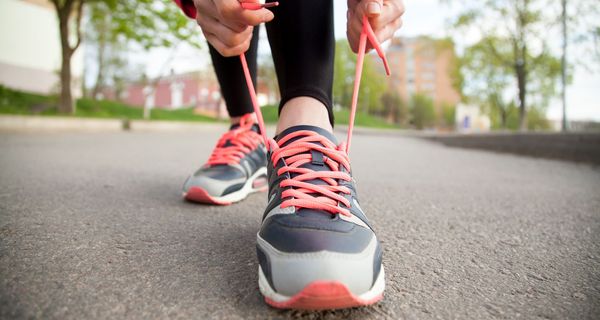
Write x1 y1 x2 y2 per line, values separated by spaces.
264 281 383 310
183 187 232 206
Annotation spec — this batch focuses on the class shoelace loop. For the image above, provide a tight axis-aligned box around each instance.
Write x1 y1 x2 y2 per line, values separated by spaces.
271 130 353 216
206 114 262 166
239 4 390 215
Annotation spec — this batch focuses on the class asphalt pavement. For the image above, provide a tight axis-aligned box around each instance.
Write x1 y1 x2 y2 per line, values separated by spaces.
1 128 599 319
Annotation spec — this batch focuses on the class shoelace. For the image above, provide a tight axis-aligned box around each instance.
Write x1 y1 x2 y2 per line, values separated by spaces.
239 2 390 216
206 113 263 166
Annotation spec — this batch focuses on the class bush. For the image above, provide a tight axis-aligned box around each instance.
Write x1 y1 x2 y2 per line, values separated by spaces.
381 91 408 125
410 94 436 129
441 104 456 128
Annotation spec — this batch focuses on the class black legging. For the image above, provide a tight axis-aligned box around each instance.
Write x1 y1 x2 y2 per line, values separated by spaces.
208 0 335 125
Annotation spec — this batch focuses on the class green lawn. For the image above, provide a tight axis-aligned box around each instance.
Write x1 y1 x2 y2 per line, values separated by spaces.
0 86 397 129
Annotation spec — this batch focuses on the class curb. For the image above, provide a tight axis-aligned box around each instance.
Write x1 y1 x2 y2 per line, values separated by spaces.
0 115 231 133
423 132 600 165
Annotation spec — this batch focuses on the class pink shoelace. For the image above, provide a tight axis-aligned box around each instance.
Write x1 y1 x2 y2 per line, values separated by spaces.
239 1 390 216
206 113 263 166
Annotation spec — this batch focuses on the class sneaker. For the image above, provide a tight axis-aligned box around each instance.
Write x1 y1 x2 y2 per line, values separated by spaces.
182 113 267 205
255 125 384 310
232 13 390 309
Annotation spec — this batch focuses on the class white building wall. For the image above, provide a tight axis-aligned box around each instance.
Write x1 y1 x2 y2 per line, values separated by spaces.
0 0 83 96
455 104 491 133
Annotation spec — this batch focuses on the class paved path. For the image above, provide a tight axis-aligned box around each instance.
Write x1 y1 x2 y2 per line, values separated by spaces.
1 129 599 319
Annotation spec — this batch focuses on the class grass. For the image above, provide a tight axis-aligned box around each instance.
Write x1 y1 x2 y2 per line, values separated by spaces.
0 86 398 129
0 86 219 122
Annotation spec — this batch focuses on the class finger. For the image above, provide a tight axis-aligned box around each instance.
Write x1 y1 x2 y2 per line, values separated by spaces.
346 30 359 53
364 0 383 18
195 0 247 32
349 11 363 37
233 7 274 26
204 31 252 57
369 1 405 31
374 21 399 45
347 23 374 53
216 0 274 26
199 15 253 47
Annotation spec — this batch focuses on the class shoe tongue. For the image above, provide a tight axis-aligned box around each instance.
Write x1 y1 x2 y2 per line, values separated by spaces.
222 123 260 147
275 125 340 219
229 123 260 133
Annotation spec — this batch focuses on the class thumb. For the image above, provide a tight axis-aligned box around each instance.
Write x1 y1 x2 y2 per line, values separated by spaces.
365 0 382 18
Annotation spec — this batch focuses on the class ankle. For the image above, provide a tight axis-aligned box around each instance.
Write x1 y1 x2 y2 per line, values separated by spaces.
276 97 332 135
230 113 256 125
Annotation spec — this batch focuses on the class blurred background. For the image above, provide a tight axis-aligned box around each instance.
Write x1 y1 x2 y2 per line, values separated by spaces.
0 0 599 132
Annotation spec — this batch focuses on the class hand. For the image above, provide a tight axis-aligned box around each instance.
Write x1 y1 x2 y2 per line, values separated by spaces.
192 0 274 57
346 0 405 53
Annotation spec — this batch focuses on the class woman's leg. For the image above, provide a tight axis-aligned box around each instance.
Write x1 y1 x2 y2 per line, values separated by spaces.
265 0 335 133
208 26 260 123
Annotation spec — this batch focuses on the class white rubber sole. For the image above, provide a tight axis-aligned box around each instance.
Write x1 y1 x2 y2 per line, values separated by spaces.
183 166 267 205
258 264 385 309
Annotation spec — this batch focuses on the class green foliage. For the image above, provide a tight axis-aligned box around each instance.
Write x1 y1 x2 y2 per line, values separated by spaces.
488 103 549 131
333 40 386 114
410 94 436 129
0 86 214 122
441 104 456 128
88 0 201 50
0 87 394 129
448 0 564 130
0 86 58 114
526 107 551 131
380 90 408 125
87 0 202 95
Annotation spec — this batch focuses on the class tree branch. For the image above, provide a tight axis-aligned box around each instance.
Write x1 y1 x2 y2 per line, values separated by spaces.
71 0 84 52
485 38 513 68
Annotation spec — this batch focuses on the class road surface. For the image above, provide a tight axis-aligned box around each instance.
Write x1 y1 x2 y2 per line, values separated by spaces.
1 129 599 319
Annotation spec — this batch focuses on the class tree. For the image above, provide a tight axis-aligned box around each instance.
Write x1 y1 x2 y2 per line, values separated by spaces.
51 0 202 114
86 0 202 101
333 40 386 114
448 0 564 131
410 93 436 130
440 103 456 129
461 37 514 129
380 90 408 125
50 0 84 114
257 56 279 105
559 1 599 131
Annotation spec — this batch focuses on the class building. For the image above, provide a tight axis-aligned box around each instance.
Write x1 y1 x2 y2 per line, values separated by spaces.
0 0 84 96
455 104 491 132
384 36 461 111
101 70 277 118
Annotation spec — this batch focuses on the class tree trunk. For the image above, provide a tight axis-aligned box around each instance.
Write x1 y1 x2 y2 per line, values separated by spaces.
58 15 74 114
500 109 507 129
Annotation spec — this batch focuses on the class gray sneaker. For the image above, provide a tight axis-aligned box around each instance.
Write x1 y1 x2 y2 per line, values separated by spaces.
183 114 267 205
256 125 384 309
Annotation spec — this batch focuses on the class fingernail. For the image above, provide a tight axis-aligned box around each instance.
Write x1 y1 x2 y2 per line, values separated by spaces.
368 2 381 14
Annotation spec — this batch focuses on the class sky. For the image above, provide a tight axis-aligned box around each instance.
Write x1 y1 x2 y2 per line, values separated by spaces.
141 0 599 121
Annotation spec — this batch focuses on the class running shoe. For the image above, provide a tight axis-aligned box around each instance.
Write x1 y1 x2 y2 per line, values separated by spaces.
230 9 390 309
255 125 385 310
182 113 267 205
